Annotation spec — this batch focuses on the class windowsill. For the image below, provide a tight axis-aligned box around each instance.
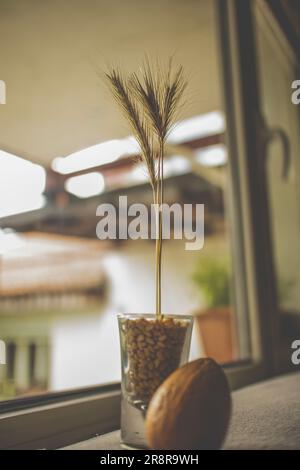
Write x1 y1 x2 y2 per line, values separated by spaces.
63 430 122 450
0 386 121 450
1 361 294 449
0 361 267 449
62 372 300 450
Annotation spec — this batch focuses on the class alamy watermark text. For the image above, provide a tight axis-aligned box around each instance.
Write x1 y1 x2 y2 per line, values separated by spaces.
0 80 6 104
96 196 204 250
0 340 6 365
291 80 300 104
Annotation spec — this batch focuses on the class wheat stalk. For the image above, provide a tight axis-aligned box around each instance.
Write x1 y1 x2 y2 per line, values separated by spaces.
105 59 186 318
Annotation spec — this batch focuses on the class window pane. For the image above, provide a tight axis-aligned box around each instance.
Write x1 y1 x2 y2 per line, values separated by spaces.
254 2 300 316
0 0 250 401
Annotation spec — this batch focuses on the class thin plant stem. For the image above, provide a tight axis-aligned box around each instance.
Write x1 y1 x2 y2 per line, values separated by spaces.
154 145 161 318
155 139 164 319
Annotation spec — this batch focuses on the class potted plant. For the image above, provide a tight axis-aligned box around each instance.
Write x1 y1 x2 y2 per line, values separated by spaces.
192 257 236 364
105 59 193 449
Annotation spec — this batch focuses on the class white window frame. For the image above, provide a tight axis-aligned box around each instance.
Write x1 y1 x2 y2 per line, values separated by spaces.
0 384 120 449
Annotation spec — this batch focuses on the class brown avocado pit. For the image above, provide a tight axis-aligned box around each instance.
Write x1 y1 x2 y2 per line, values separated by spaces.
145 358 231 450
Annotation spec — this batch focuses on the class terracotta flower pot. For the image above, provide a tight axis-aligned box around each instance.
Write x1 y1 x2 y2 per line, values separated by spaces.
195 307 236 364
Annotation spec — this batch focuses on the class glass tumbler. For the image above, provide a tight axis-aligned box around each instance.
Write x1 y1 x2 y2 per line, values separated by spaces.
118 313 193 448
